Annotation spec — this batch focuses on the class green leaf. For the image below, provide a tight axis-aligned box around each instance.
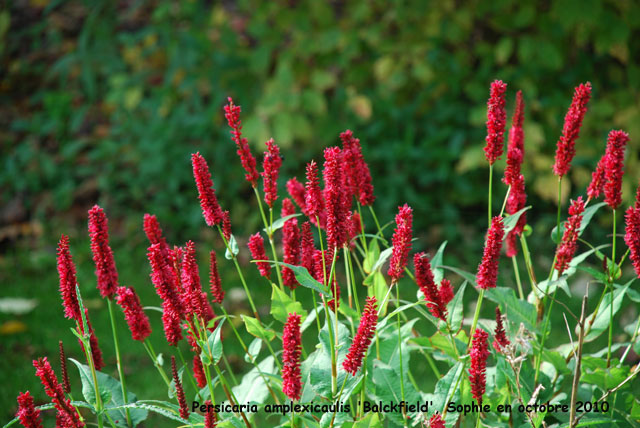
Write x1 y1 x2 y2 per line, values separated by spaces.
584 283 630 342
485 287 537 332
348 412 382 428
363 246 393 284
270 262 329 296
111 400 202 425
431 240 448 283
242 315 275 342
371 271 389 315
264 213 302 235
224 234 239 260
201 319 225 365
244 338 262 363
69 358 148 426
232 356 276 406
448 281 467 331
551 202 607 243
270 283 307 324
503 206 531 236
363 239 380 274
432 362 464 419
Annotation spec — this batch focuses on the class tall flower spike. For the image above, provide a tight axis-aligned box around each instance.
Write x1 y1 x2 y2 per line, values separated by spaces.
161 300 183 346
282 198 301 289
305 161 323 219
493 307 510 352
209 250 225 304
476 217 505 289
204 400 218 428
88 205 119 299
426 413 446 428
192 152 224 226
414 252 447 321
505 174 527 257
57 235 81 322
116 286 151 341
340 129 375 206
262 139 282 209
587 155 606 200
555 197 585 274
388 204 413 282
224 97 260 186
343 297 378 375
287 177 307 215
469 329 490 406
33 357 84 427
16 391 43 428
282 313 302 400
624 206 640 278
193 355 207 389
439 279 454 306
503 90 525 186
221 210 232 242
484 80 508 165
553 82 592 177
323 148 349 248
181 241 206 319
171 356 190 420
248 233 271 278
603 130 630 210
148 243 184 318
59 341 71 394
300 221 316 279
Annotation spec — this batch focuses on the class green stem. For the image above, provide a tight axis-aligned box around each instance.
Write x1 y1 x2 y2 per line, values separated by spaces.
346 249 361 316
268 207 284 290
468 289 485 347
511 256 524 300
143 340 171 386
535 287 558 384
395 284 407 427
79 324 104 428
488 164 493 227
316 218 337 397
607 209 617 367
519 234 538 288
367 205 386 244
107 300 131 427
356 202 369 253
557 177 563 237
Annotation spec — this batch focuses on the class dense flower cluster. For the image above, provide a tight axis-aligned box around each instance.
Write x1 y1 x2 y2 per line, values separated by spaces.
625 204 640 278
171 356 190 420
192 152 224 226
476 217 504 289
323 147 349 248
193 355 207 388
300 221 316 278
340 129 375 206
205 400 218 428
282 313 302 400
305 161 324 221
248 233 271 278
148 243 184 345
222 211 232 242
262 139 282 209
343 297 378 375
16 391 43 428
115 286 151 341
224 97 260 186
59 341 71 394
88 205 119 299
388 204 413 282
603 130 630 210
209 250 225 304
426 413 445 428
555 197 585 275
553 82 592 177
57 235 81 322
492 307 510 352
469 329 490 405
33 357 84 427
282 198 301 289
414 252 453 321
587 156 606 200
484 80 508 165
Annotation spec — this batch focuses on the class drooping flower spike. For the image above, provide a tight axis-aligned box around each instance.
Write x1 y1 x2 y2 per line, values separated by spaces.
16 391 43 428
492 307 510 352
116 286 152 341
555 197 585 275
262 138 282 209
343 297 378 375
88 205 119 299
282 313 302 400
209 250 225 304
33 357 85 427
224 97 260 186
248 233 271 279
624 205 640 278
553 82 592 177
469 329 490 406
414 252 448 321
171 356 190 420
603 130 629 210
192 152 224 227
323 147 350 248
388 204 413 282
476 216 504 289
57 235 81 322
484 80 508 165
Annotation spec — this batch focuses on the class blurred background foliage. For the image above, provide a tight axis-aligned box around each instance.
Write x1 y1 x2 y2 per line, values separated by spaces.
2 0 640 424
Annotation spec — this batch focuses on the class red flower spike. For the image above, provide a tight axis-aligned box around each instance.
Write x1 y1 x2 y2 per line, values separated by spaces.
414 252 447 321
439 279 454 306
340 129 375 206
262 139 282 209
171 356 190 420
426 413 446 428
305 161 324 219
504 174 527 257
222 210 232 242
162 300 183 346
193 355 207 389
57 235 81 322
388 204 413 282
313 249 340 311
88 205 119 299
287 177 307 215
224 98 260 186
493 307 510 352
149 242 184 316
476 217 505 290
624 206 640 278
300 221 316 279
282 313 302 400
503 91 525 186
635 181 640 210
191 152 224 226
204 400 218 428
33 357 84 427
343 297 378 375
469 329 490 406
484 80 508 165
59 341 71 394
282 199 301 289
603 130 629 210
555 197 585 275
16 391 43 428
209 250 225 304
323 147 350 249
553 82 592 177
181 241 206 319
346 210 362 249
116 286 152 341
587 155 606 200
248 233 271 278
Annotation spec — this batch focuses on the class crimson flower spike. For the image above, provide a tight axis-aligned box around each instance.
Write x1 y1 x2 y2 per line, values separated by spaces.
224 97 260 186
603 130 630 210
33 357 85 428
191 152 223 227
16 391 43 428
209 250 225 304
161 300 183 346
282 313 302 400
340 129 375 206
505 174 527 257
193 355 207 388
305 160 325 228
57 235 81 322
426 413 445 428
300 221 316 278
88 205 119 299
205 399 218 428
343 297 378 375
553 82 592 177
181 241 206 319
171 356 190 420
287 177 307 215
248 233 271 278
483 80 508 165
492 307 510 352
625 205 640 278
476 216 504 289
555 197 585 275
59 341 71 394
388 204 413 282
503 90 525 186
469 328 490 406
323 147 349 248
80 308 104 371
587 155 606 200
148 243 184 318
221 210 232 242
116 286 151 341
282 198 301 289
262 139 282 209
414 252 447 321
